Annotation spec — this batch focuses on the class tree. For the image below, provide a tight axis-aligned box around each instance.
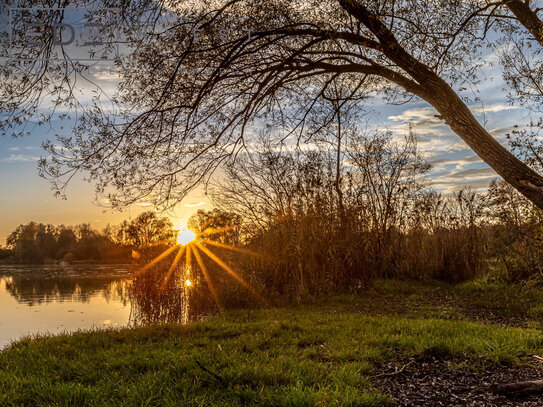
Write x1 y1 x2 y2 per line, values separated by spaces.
55 226 77 259
212 138 338 231
306 75 368 224
188 209 242 245
487 179 543 280
4 1 543 208
7 222 41 262
116 211 176 248
73 223 103 259
348 126 430 236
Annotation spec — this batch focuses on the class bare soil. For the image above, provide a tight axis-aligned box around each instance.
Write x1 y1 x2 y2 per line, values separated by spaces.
373 354 543 406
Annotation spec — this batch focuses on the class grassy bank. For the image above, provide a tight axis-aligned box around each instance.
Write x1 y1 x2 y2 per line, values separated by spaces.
1 279 543 406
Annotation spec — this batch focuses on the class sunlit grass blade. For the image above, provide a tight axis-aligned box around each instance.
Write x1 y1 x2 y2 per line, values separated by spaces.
199 238 261 257
132 245 179 278
194 242 268 305
160 245 186 291
192 244 224 312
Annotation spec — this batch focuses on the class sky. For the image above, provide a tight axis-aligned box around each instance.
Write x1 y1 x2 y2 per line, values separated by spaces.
0 4 536 245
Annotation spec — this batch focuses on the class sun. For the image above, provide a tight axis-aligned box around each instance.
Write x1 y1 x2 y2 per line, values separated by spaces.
133 218 267 314
177 228 196 245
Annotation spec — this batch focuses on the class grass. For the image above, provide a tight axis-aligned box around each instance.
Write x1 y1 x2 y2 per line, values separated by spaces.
1 279 543 406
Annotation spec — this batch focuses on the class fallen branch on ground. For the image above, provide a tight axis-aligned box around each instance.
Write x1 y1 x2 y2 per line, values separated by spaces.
371 360 414 378
194 360 227 386
490 379 543 396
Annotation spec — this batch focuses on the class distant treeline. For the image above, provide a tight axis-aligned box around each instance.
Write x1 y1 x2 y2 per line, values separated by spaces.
0 212 176 264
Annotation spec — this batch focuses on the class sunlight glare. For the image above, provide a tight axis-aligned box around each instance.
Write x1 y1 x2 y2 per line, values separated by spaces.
177 228 196 245
134 216 266 314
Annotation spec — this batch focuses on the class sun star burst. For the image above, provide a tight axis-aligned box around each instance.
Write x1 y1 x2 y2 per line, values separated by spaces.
133 225 267 313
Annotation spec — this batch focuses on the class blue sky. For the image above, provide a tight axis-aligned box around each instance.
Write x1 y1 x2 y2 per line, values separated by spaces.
0 89 517 244
0 5 536 244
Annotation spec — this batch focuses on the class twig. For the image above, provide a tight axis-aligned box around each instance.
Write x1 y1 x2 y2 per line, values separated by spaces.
371 360 414 378
195 359 227 386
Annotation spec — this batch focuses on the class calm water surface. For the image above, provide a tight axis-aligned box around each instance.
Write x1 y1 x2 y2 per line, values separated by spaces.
0 264 132 349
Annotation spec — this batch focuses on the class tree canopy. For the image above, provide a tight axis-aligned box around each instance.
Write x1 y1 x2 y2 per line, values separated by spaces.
3 1 543 208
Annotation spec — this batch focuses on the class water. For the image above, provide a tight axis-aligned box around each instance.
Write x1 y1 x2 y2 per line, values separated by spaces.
0 264 133 350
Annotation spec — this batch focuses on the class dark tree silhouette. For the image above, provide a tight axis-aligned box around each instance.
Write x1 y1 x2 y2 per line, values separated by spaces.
115 211 176 248
5 221 125 263
3 1 543 207
188 209 242 244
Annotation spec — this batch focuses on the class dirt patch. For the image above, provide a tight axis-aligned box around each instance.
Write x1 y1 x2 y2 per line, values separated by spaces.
372 356 543 406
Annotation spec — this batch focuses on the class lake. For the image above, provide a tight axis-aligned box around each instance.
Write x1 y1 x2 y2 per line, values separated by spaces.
0 264 133 350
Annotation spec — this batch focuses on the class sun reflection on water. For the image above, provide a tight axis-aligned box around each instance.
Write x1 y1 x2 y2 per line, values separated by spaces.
132 224 267 317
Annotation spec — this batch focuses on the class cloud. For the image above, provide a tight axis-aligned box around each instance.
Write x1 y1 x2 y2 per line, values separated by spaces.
471 103 519 114
388 107 441 124
385 105 467 153
184 201 206 207
430 155 481 166
430 179 495 194
382 98 522 194
428 154 482 173
90 66 124 81
388 103 519 124
1 154 39 162
442 167 497 181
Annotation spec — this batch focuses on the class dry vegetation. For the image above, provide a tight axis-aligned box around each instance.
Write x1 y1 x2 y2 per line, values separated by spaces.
126 130 543 322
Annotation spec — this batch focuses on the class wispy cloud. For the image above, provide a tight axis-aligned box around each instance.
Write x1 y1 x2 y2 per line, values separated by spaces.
387 103 518 124
428 154 483 173
2 154 40 162
441 167 497 181
471 103 519 114
388 107 442 126
430 179 495 194
184 201 206 208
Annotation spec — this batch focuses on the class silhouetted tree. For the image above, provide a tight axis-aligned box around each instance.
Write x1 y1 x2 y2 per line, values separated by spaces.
56 226 78 259
3 1 543 209
116 211 176 248
5 221 130 263
6 222 58 262
188 209 243 245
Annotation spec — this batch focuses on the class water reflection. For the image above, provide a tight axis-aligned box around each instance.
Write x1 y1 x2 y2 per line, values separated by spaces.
3 276 130 306
128 265 214 326
0 264 132 349
0 264 216 349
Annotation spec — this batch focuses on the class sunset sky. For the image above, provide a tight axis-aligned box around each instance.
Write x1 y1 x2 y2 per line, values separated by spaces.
0 17 529 245
0 125 213 243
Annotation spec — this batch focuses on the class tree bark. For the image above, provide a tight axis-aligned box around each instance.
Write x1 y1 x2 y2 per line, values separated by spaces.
422 75 543 210
505 0 543 47
338 0 543 210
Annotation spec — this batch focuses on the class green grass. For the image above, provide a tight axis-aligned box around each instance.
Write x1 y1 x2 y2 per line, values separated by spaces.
1 279 543 406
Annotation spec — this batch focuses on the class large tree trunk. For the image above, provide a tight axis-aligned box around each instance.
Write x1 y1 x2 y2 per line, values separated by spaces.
505 0 543 47
424 76 543 209
338 0 543 210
